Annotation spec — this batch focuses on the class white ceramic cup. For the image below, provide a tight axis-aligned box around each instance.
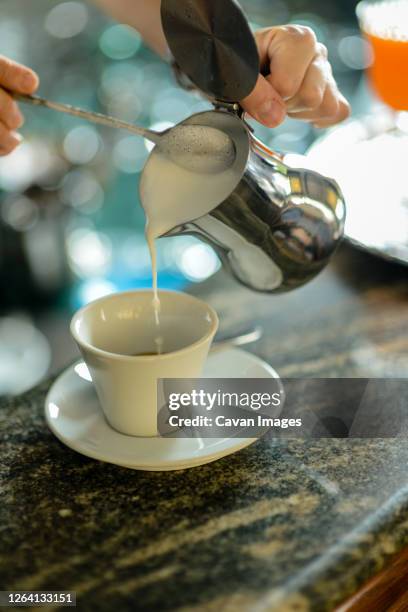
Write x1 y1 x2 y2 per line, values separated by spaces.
71 290 219 437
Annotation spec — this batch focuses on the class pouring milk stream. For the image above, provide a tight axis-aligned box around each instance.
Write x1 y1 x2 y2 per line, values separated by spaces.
140 128 240 352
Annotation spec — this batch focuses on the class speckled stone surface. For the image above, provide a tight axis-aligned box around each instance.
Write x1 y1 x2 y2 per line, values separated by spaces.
1 246 408 611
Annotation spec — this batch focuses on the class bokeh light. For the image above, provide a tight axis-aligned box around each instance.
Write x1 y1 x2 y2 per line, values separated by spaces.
0 141 55 192
63 126 102 165
178 243 221 282
338 35 373 70
44 1 88 39
77 278 117 305
151 88 194 124
113 136 149 173
1 196 39 232
119 235 153 277
99 24 142 60
61 169 105 212
0 316 50 395
66 228 112 278
0 19 26 61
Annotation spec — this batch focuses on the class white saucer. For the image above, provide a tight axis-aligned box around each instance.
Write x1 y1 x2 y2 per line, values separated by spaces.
45 348 279 471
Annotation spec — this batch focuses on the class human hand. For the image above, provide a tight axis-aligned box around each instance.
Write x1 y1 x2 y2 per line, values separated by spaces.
0 56 39 155
241 26 350 129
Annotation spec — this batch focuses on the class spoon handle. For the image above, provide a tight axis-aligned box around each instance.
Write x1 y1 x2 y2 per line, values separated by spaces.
12 92 161 144
212 325 263 352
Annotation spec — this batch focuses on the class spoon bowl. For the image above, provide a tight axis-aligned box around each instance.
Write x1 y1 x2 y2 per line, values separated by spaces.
158 125 237 174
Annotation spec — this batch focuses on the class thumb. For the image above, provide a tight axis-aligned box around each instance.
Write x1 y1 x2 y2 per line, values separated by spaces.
240 74 286 128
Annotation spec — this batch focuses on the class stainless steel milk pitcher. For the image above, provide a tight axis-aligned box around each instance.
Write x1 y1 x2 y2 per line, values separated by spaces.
147 0 346 293
146 108 345 292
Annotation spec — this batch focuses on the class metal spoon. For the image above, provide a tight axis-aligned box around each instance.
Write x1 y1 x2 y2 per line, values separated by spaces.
212 325 263 352
13 92 236 174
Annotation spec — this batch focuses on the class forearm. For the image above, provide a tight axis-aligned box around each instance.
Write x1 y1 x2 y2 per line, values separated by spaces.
91 0 168 57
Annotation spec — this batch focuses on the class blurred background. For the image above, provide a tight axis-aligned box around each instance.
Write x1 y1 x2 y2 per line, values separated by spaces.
0 0 376 396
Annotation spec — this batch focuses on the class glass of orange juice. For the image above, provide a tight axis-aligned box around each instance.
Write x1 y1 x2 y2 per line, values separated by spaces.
356 0 408 221
357 0 408 114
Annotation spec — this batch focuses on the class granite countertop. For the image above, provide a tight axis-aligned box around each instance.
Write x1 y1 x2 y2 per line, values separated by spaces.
1 246 408 611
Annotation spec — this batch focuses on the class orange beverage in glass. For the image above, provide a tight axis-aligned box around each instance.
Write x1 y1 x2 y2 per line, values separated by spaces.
357 0 408 110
